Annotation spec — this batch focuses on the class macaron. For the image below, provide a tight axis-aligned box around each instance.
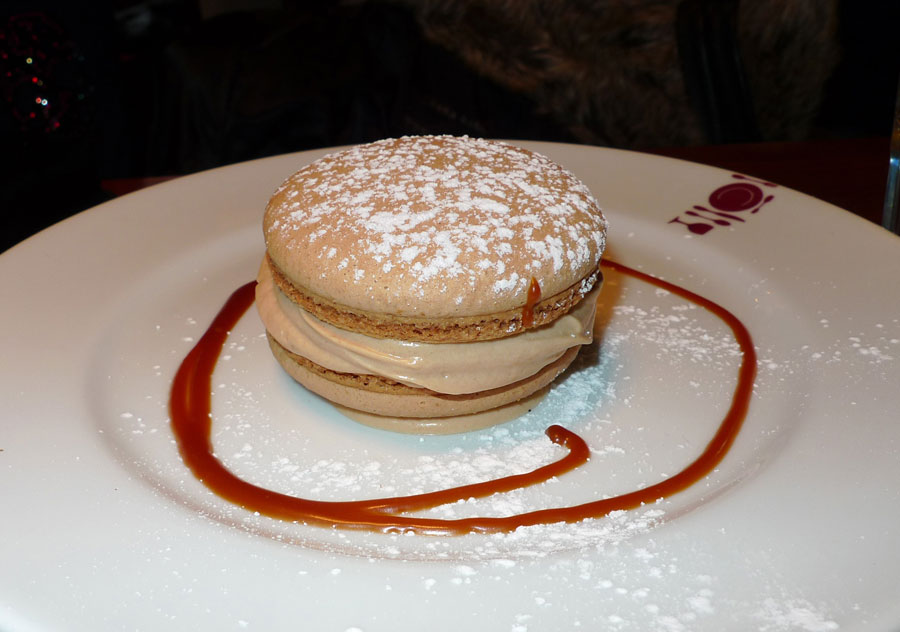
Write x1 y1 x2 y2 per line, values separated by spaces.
255 135 607 428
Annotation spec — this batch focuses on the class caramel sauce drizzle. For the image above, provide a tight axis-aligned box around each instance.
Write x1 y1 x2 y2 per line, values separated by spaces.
169 260 756 535
521 276 542 328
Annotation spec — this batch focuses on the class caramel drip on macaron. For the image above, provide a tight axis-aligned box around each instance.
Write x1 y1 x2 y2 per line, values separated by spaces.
522 277 542 328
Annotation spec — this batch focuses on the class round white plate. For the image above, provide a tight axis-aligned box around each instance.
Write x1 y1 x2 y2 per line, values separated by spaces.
2 142 899 631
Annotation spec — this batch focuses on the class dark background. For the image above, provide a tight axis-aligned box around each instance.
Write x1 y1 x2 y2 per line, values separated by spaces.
2 0 898 253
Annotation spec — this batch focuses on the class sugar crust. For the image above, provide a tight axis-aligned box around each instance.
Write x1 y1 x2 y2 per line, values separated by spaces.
264 136 608 318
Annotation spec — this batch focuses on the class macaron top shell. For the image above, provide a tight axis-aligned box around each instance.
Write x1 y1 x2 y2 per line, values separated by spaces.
264 136 607 318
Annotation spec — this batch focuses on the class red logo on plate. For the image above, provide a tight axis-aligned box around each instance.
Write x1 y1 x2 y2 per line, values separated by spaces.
669 175 777 235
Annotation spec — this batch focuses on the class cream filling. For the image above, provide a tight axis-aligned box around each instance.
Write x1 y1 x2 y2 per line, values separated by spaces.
256 262 598 395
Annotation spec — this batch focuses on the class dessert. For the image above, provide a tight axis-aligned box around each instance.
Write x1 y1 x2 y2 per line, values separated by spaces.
171 259 756 534
254 135 608 428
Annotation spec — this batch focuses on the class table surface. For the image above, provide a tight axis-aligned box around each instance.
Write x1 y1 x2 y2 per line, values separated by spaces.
100 137 890 229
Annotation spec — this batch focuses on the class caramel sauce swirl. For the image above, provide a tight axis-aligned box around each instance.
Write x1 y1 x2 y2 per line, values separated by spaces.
169 260 756 535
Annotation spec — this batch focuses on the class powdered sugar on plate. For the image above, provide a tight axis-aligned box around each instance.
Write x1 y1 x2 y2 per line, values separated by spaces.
143 261 763 564
89 233 858 630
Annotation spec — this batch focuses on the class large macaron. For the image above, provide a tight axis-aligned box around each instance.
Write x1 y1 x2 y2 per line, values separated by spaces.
255 135 608 426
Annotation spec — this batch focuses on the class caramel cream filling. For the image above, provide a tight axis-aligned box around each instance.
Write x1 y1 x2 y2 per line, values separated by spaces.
256 262 598 395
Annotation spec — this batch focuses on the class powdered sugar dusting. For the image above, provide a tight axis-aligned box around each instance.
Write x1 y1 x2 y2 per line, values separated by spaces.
264 136 607 315
91 251 870 631
755 598 840 631
203 264 765 563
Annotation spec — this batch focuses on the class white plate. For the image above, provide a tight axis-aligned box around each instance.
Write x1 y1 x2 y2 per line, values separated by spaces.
3 142 900 631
